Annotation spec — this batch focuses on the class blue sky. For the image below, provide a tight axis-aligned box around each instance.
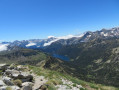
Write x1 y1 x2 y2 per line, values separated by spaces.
0 0 119 41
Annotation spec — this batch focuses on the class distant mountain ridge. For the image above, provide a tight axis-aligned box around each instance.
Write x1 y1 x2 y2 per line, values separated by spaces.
1 27 119 87
0 27 119 52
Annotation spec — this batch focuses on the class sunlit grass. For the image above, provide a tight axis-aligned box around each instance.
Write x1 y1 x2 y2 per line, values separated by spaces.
29 65 119 90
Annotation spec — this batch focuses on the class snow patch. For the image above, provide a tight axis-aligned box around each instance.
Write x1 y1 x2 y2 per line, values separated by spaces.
87 35 91 37
37 46 40 47
26 42 36 47
104 33 108 36
111 31 114 33
0 44 9 51
101 32 104 35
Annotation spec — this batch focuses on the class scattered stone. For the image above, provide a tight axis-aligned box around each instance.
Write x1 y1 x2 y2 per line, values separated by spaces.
12 74 33 82
16 65 27 71
56 79 83 90
0 63 83 90
0 64 9 71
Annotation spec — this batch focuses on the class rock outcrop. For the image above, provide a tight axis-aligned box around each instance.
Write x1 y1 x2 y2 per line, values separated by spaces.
0 64 83 90
0 64 48 90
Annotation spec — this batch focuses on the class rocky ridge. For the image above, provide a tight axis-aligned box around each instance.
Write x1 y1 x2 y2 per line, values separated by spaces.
0 64 83 90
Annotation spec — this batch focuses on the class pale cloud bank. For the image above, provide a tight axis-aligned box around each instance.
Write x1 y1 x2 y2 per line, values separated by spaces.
44 34 84 46
26 42 36 47
48 36 55 38
0 44 9 51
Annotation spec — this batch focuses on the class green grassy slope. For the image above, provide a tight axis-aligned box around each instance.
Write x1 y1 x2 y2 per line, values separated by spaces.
52 38 119 87
29 65 119 90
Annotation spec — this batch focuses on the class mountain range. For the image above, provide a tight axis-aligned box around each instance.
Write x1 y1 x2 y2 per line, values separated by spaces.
0 27 119 87
1 27 119 51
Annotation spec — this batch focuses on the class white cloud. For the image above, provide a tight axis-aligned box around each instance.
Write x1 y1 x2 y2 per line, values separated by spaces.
26 42 36 47
44 39 58 46
0 44 9 51
48 36 55 38
44 34 84 46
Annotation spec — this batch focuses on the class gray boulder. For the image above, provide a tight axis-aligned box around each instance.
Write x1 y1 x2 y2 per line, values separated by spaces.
0 86 7 90
11 86 20 90
2 76 14 86
0 80 5 87
5 69 19 75
12 73 33 82
21 82 33 90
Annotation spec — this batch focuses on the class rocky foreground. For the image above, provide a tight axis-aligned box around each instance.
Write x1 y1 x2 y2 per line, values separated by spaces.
0 64 83 90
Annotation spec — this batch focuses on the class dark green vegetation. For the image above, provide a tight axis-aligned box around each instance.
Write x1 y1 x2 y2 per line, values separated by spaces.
50 38 119 87
0 37 119 89
0 48 48 64
28 65 119 90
